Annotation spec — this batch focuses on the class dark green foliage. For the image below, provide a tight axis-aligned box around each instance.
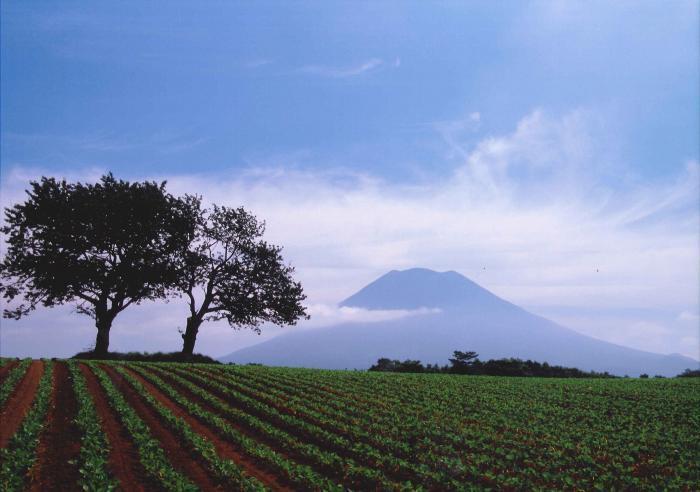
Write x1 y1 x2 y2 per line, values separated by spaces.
677 368 700 377
0 358 31 405
88 363 197 490
370 352 616 377
174 203 308 355
131 364 347 490
113 364 265 491
187 362 700 490
71 350 220 364
369 358 426 372
66 361 118 490
0 174 197 354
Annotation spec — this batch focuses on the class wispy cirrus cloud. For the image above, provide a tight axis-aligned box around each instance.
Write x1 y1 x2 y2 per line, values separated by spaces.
243 58 273 69
2 130 208 155
299 58 385 78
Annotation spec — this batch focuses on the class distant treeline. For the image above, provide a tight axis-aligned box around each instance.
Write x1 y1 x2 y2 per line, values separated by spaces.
369 350 617 378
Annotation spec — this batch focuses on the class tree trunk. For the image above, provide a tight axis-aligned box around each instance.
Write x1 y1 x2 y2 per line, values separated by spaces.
181 316 203 356
94 318 112 355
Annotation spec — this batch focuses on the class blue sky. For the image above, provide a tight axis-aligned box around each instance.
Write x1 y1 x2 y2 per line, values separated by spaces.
1 1 699 360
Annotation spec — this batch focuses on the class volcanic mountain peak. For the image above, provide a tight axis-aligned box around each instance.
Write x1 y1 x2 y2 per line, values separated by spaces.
340 267 516 312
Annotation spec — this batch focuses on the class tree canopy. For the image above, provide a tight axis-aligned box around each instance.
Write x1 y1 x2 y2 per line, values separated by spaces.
0 174 196 354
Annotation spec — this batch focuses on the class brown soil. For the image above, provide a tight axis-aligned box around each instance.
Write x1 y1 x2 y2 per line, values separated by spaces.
28 362 82 491
100 364 222 492
79 363 156 492
0 360 19 384
0 360 44 447
119 365 294 492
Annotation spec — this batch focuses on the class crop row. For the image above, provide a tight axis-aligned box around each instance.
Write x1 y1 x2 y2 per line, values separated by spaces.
66 361 118 491
111 364 266 491
0 359 31 407
2 360 698 491
88 363 198 491
132 363 388 491
158 363 449 488
186 364 478 484
190 364 545 486
194 363 700 490
0 360 53 491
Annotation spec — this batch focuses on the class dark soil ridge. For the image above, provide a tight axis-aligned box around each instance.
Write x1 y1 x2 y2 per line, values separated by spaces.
121 365 293 492
100 364 222 492
27 361 82 491
0 360 44 448
79 364 156 492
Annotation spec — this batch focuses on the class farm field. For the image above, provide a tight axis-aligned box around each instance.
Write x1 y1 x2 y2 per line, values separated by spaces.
0 358 698 491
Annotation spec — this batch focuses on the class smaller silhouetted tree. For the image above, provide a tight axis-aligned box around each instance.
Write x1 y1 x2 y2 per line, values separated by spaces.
174 204 308 355
449 350 479 374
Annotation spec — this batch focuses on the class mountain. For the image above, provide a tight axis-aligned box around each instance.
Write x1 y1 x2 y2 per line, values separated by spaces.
221 268 699 376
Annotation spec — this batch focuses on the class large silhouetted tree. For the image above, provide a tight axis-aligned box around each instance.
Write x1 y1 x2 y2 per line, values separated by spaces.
175 204 308 356
0 174 196 354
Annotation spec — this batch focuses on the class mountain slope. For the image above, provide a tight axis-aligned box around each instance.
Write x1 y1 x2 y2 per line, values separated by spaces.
221 269 698 376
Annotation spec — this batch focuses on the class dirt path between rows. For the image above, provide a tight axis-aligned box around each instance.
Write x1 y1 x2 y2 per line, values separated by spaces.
28 362 82 491
80 364 155 492
123 365 293 492
0 360 20 384
101 365 222 492
0 360 44 447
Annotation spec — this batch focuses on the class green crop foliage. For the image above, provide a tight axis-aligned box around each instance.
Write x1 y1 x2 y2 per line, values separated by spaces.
67 361 119 491
87 363 198 492
129 363 347 491
5 360 698 491
193 362 700 491
159 363 440 488
0 358 32 407
109 363 266 492
0 360 53 491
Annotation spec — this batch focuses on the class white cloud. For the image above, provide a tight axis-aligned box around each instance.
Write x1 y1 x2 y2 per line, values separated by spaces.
243 58 272 69
300 58 384 78
304 304 440 329
677 310 700 323
1 108 698 359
